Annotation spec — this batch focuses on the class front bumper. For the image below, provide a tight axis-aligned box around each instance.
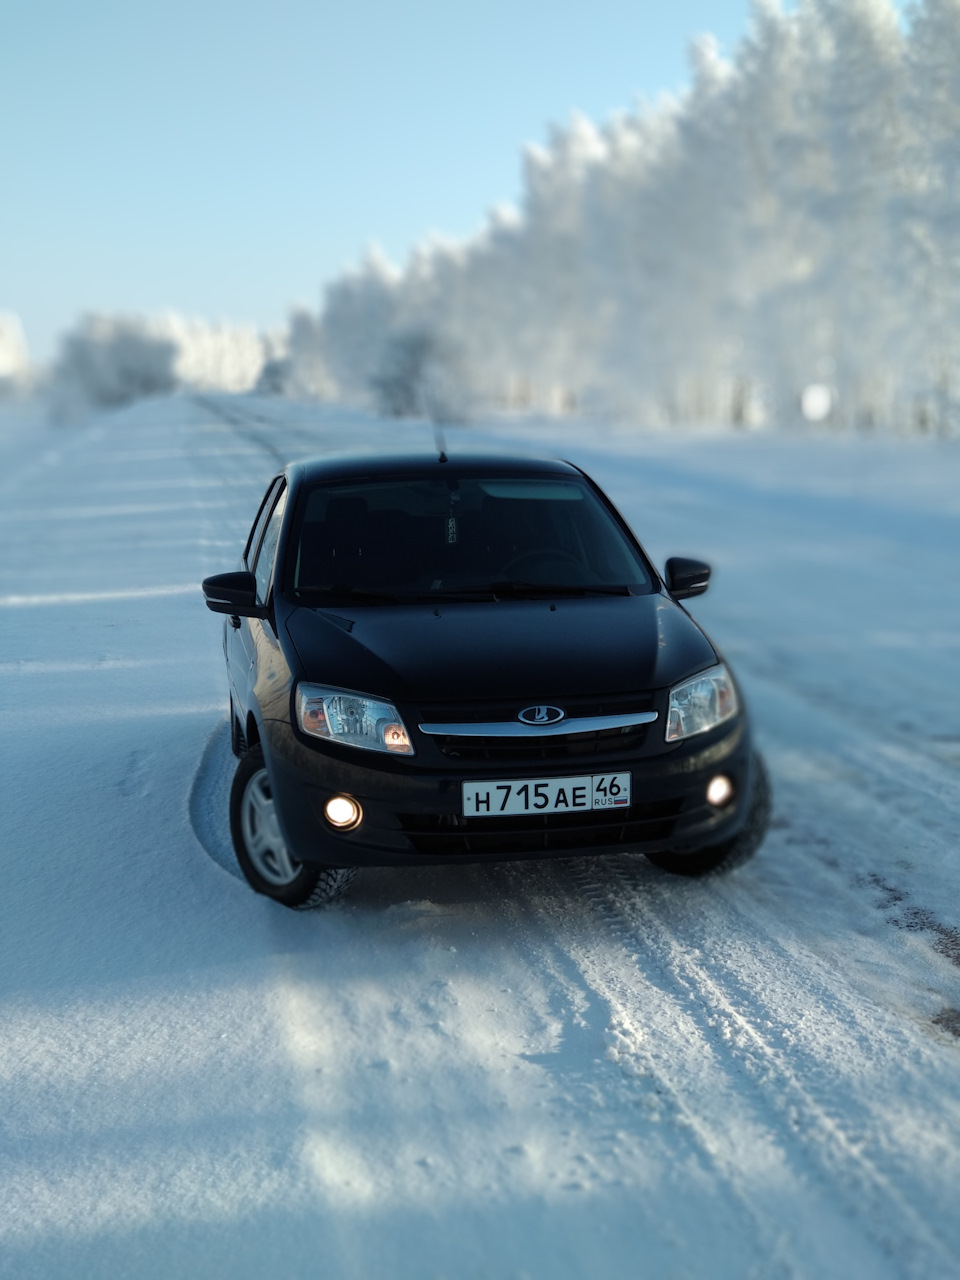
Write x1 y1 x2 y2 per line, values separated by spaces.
261 714 756 868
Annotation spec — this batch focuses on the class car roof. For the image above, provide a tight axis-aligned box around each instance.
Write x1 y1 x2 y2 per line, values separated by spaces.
289 451 584 485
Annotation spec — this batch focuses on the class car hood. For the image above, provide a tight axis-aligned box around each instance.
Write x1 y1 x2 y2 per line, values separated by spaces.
283 594 717 703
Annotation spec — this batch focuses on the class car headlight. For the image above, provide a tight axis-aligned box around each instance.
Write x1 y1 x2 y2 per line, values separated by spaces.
665 663 738 742
296 684 414 755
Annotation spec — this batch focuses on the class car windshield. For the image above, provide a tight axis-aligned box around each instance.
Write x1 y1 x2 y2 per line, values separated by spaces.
287 473 653 601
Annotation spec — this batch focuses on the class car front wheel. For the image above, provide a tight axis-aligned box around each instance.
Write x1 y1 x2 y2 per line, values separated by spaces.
230 744 356 908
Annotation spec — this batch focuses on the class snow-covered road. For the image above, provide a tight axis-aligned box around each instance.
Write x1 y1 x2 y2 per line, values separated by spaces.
1 395 958 1278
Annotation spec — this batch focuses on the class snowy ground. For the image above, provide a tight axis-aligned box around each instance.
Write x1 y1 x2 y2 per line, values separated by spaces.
1 393 959 1279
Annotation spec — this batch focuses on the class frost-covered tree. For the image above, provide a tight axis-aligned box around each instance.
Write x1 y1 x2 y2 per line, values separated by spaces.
165 315 266 392
511 115 609 408
318 248 403 401
0 312 31 394
50 314 179 416
901 0 960 431
800 0 907 426
258 308 332 397
48 312 269 416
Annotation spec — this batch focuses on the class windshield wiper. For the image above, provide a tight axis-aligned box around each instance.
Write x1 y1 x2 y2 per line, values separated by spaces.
418 586 499 601
482 580 634 598
299 584 501 605
298 584 411 603
297 582 634 605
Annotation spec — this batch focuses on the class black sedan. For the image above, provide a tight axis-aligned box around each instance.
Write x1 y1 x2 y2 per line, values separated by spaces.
202 450 770 908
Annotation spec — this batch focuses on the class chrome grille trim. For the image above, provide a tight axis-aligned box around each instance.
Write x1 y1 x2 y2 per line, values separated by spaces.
418 711 658 738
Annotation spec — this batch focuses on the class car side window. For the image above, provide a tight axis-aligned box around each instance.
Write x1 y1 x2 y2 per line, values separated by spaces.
244 478 284 569
252 485 287 605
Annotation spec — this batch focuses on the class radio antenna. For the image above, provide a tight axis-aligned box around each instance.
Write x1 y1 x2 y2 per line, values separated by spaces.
433 425 448 463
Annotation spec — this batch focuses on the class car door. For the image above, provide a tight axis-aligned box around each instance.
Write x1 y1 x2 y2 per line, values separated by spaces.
232 479 287 723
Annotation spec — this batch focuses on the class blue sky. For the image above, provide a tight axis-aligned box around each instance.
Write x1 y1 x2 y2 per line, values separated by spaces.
5 1 781 361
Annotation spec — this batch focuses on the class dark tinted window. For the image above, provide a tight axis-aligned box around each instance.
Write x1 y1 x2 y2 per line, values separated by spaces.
244 477 283 568
253 485 287 604
288 474 651 599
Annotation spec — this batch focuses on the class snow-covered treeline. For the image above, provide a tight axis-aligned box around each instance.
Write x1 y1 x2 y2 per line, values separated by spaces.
47 313 275 417
36 1 960 431
300 0 960 431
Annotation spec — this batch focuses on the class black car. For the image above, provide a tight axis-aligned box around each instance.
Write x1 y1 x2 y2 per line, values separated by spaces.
202 450 770 908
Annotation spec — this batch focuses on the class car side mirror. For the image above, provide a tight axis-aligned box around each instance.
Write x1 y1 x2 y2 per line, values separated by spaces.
664 557 711 600
202 570 267 618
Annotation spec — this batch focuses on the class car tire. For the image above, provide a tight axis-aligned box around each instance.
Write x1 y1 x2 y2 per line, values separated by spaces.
230 744 356 908
645 753 771 878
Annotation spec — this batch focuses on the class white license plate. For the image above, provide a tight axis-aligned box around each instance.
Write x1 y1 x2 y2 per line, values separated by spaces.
462 773 631 818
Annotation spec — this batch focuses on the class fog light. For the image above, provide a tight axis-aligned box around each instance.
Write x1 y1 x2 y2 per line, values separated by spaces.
324 795 362 830
706 775 734 807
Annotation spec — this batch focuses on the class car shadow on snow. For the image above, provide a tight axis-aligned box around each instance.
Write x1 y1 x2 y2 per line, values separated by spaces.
189 718 244 880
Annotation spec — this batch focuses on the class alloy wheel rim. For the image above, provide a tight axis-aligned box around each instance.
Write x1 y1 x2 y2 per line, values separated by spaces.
240 768 301 886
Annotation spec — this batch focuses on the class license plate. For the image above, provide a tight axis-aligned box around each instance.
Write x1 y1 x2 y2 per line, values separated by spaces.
462 773 631 818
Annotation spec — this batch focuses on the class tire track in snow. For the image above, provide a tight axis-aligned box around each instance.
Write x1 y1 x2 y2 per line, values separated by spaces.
750 668 960 1041
553 855 958 1280
193 394 289 465
193 393 368 469
510 866 816 1279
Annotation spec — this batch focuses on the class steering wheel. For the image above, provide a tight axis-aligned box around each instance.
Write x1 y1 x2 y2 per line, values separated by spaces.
500 548 584 578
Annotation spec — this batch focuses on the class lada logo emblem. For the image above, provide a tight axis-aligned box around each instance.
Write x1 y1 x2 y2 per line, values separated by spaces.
518 705 565 725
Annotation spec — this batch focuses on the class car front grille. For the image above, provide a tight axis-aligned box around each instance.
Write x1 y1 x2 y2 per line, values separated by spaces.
427 724 651 762
416 692 659 763
398 798 682 856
